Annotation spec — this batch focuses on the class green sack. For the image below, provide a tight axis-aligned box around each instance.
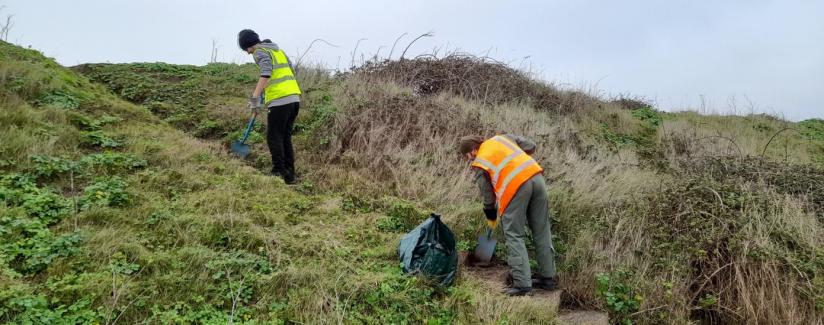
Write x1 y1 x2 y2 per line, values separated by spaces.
398 213 458 286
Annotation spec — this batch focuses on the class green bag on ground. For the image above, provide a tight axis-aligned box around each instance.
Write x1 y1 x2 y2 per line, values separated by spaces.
398 213 458 286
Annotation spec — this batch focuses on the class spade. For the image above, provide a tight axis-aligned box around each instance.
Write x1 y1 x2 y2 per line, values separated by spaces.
230 112 258 159
470 227 497 264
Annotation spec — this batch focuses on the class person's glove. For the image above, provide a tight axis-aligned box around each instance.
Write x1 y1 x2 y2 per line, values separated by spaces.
248 96 262 114
484 208 498 229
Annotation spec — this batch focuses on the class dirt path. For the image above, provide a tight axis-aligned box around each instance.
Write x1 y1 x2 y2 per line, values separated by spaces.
460 253 608 325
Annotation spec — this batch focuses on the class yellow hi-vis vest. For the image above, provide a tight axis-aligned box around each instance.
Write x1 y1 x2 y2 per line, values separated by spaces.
255 47 302 105
471 135 543 217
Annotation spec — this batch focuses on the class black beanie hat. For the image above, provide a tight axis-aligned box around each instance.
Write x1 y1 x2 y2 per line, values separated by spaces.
238 29 261 50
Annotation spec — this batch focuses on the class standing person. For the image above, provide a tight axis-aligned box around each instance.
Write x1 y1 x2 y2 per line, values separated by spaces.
238 29 301 184
459 134 558 296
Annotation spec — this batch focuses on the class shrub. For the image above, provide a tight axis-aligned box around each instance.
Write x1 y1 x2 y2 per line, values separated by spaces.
16 231 83 273
377 201 427 233
70 113 122 131
78 152 147 174
352 56 575 114
341 195 374 214
293 93 337 135
0 292 101 324
596 269 643 324
598 124 637 148
631 106 662 128
79 177 131 209
204 251 272 307
611 95 652 110
195 119 220 137
0 173 69 224
36 89 81 109
30 155 74 178
0 207 82 274
80 130 123 148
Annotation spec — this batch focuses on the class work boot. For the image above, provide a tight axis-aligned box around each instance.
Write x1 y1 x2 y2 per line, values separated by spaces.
532 276 558 290
282 170 297 185
507 271 559 290
504 286 532 296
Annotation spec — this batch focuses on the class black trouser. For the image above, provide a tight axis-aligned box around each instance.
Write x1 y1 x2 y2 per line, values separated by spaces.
266 102 299 177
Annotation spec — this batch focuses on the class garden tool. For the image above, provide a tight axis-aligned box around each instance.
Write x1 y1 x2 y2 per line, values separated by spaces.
230 112 258 158
470 219 497 264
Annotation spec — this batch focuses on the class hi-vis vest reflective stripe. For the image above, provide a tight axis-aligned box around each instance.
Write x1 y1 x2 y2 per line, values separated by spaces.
255 47 301 105
471 135 543 216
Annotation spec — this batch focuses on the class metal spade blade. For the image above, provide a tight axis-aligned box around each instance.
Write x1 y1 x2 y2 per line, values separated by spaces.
230 112 257 159
471 228 497 264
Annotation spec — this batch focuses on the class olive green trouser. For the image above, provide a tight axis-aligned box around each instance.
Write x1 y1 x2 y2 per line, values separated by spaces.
501 174 557 288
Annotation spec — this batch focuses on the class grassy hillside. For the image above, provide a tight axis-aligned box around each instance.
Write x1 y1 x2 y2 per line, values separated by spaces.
1 42 544 324
3 39 824 324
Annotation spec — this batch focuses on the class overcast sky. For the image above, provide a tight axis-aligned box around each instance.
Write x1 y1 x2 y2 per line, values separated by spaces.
4 0 822 120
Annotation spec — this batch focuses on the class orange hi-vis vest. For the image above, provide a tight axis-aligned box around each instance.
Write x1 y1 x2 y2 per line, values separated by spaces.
471 135 544 217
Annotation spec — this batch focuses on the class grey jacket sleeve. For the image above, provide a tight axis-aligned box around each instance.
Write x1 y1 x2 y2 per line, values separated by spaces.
473 167 496 210
504 134 537 154
254 49 273 77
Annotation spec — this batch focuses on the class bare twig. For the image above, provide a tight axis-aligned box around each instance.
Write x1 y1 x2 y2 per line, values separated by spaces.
350 38 367 68
703 186 725 208
388 32 408 60
226 266 246 325
210 38 219 63
373 45 386 61
400 31 434 60
0 5 13 41
109 289 147 325
629 305 668 317
105 261 145 325
688 262 734 305
760 127 799 158
296 38 339 68
70 167 78 230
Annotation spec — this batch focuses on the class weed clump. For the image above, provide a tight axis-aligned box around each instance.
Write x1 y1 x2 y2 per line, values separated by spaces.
595 269 643 324
0 173 70 224
80 130 123 148
79 177 131 209
376 200 428 233
0 174 82 274
36 89 82 109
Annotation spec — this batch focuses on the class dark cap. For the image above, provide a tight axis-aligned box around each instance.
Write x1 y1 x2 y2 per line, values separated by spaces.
237 29 261 50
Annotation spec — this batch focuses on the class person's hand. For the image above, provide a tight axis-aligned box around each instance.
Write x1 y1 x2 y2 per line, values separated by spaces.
484 208 497 229
248 96 262 114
